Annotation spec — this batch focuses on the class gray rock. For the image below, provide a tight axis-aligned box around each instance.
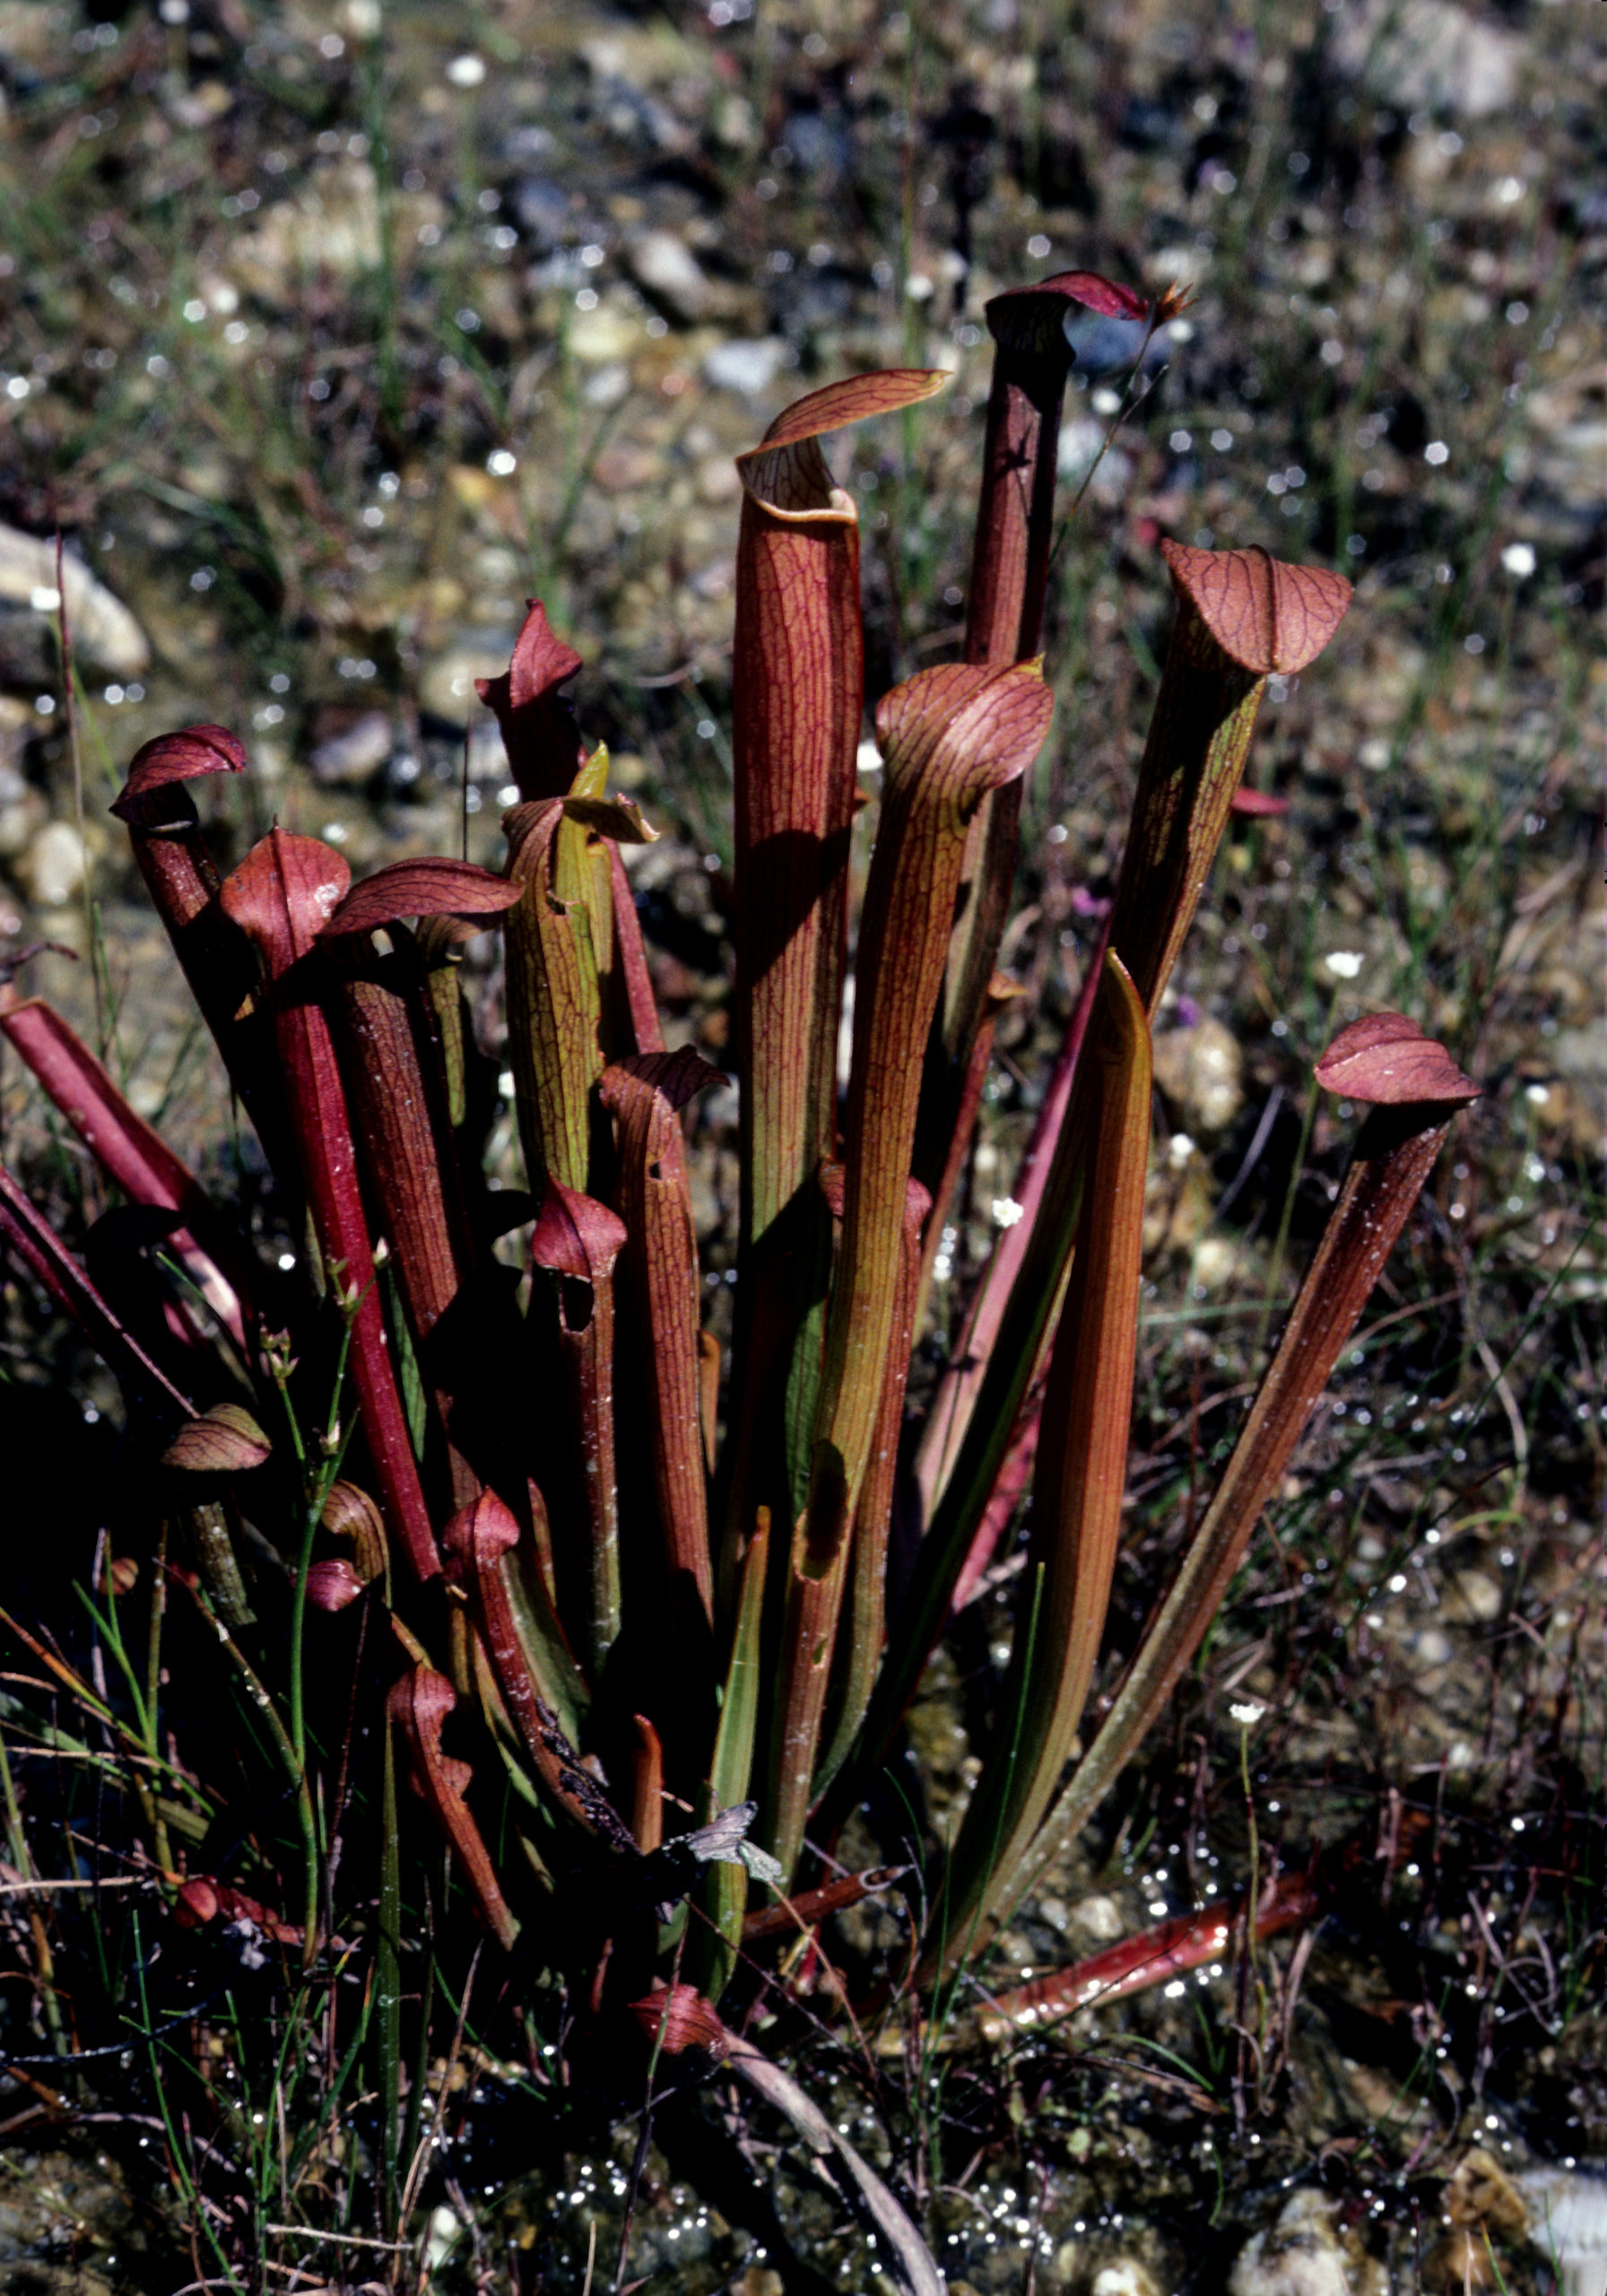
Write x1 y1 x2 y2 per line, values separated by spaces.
18 820 87 908
512 177 572 250
309 709 394 787
1057 417 1135 504
418 640 518 728
0 524 149 678
702 337 787 396
627 228 725 322
1152 1014 1245 1135
1231 2191 1375 2296
1328 0 1520 118
1518 2168 1607 2296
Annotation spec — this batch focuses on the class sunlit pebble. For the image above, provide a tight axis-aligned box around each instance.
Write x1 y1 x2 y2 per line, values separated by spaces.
446 51 485 85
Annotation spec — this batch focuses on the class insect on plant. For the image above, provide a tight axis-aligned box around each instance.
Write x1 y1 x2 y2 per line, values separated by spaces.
0 266 1482 2284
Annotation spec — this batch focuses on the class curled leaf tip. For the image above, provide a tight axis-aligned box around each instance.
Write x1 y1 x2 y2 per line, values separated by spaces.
442 1487 522 1561
475 598 586 804
628 1980 726 2055
560 791 659 845
318 857 523 938
162 1401 272 1474
529 1178 627 1283
600 1042 722 1119
754 369 950 456
873 659 1055 794
113 724 247 821
219 828 352 972
304 1557 365 1613
1160 540 1352 675
1314 1013 1480 1107
989 267 1149 327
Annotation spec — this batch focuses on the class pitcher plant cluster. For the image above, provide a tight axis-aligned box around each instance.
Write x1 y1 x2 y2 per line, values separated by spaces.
0 273 1481 2100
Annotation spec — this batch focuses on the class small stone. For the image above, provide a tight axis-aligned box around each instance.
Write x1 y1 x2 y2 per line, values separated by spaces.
231 159 383 293
582 361 631 409
627 228 725 323
0 784 44 861
19 820 87 908
696 457 743 504
567 296 641 364
1448 1570 1502 1623
512 177 569 249
1231 2190 1374 2296
1058 415 1135 503
0 523 149 677
703 337 787 396
1328 0 1520 117
1445 2150 1527 2240
1517 2168 1607 2296
1092 2263 1160 2296
309 709 394 787
419 641 519 728
1422 2230 1502 2293
1073 1892 1125 1942
1152 1014 1245 1135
